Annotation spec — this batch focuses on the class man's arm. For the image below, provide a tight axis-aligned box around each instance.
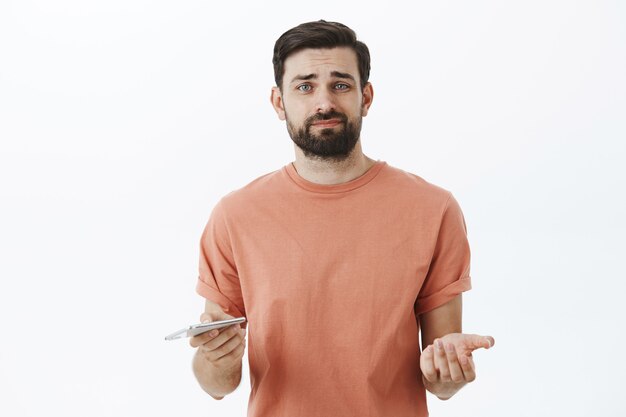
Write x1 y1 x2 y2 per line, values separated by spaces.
418 294 494 400
420 294 463 349
190 299 246 400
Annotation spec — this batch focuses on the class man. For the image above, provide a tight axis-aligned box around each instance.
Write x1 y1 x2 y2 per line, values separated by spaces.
190 20 494 417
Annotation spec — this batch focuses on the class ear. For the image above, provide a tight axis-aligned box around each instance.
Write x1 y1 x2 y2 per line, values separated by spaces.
360 82 374 117
270 86 286 121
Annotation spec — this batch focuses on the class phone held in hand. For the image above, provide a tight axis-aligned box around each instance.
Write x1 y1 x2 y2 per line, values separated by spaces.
165 317 246 341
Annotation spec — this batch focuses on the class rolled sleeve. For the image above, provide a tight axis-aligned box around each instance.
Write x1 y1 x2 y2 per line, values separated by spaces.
415 193 472 316
196 199 246 319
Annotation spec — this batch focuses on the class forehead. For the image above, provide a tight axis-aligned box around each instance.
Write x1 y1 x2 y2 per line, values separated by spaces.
283 47 359 80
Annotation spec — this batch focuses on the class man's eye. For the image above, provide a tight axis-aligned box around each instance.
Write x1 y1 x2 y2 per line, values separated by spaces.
335 83 350 90
297 84 312 92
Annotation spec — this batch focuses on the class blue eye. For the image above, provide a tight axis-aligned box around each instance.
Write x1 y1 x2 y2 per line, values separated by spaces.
335 83 350 90
297 84 312 92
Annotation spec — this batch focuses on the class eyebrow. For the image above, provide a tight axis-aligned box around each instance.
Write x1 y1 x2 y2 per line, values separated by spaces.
290 71 356 84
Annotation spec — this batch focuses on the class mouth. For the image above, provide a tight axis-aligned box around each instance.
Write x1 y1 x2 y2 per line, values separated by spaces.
311 119 342 128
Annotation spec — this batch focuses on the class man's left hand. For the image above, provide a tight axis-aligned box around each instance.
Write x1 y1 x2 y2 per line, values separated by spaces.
420 333 495 400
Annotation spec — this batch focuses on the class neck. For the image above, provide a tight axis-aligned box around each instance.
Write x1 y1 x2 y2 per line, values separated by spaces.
292 141 377 185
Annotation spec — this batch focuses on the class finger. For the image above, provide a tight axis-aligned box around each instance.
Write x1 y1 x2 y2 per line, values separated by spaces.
444 343 464 383
204 326 241 350
420 345 438 383
434 339 451 382
189 328 220 348
201 325 242 352
213 331 247 361
216 339 246 364
200 311 234 323
459 354 476 382
463 334 495 351
468 355 476 372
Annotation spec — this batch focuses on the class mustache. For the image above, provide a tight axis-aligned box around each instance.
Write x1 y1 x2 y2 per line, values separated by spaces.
306 111 348 125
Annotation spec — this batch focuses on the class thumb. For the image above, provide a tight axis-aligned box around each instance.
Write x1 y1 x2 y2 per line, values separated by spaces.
464 334 495 351
199 312 213 323
200 310 234 323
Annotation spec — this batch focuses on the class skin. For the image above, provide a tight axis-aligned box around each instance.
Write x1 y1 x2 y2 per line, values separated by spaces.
192 46 495 401
190 300 246 400
419 295 495 399
270 47 377 184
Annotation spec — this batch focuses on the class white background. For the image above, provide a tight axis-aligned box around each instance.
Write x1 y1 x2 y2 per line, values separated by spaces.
1 1 625 416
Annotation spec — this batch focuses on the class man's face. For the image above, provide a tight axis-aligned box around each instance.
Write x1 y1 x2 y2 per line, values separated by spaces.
271 47 373 161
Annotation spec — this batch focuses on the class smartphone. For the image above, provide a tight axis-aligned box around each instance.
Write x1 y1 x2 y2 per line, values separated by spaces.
164 317 246 341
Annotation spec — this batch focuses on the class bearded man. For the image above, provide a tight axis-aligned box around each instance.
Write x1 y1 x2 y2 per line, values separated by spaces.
189 19 494 417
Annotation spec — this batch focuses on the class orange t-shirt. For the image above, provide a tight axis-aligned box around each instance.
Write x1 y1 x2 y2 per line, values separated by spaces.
196 160 472 417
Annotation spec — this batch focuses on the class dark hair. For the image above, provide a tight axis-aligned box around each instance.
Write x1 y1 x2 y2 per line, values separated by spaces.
272 20 371 91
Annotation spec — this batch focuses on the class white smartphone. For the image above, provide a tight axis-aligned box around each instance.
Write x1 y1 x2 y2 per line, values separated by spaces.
165 317 246 341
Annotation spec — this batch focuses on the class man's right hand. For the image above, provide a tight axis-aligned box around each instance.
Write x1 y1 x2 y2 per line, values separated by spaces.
190 311 247 370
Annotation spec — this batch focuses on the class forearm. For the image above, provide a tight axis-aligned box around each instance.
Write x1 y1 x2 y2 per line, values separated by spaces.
192 349 242 400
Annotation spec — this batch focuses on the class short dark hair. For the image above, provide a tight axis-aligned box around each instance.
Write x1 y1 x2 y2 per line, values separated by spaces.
272 20 371 92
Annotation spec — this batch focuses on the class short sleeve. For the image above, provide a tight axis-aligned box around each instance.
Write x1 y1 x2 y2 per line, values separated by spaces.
414 193 472 316
196 199 246 319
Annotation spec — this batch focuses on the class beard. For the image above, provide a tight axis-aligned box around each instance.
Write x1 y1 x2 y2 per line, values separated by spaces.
286 110 362 162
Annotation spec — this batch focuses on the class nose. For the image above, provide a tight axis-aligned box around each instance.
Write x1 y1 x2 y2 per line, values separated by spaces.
314 86 337 114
